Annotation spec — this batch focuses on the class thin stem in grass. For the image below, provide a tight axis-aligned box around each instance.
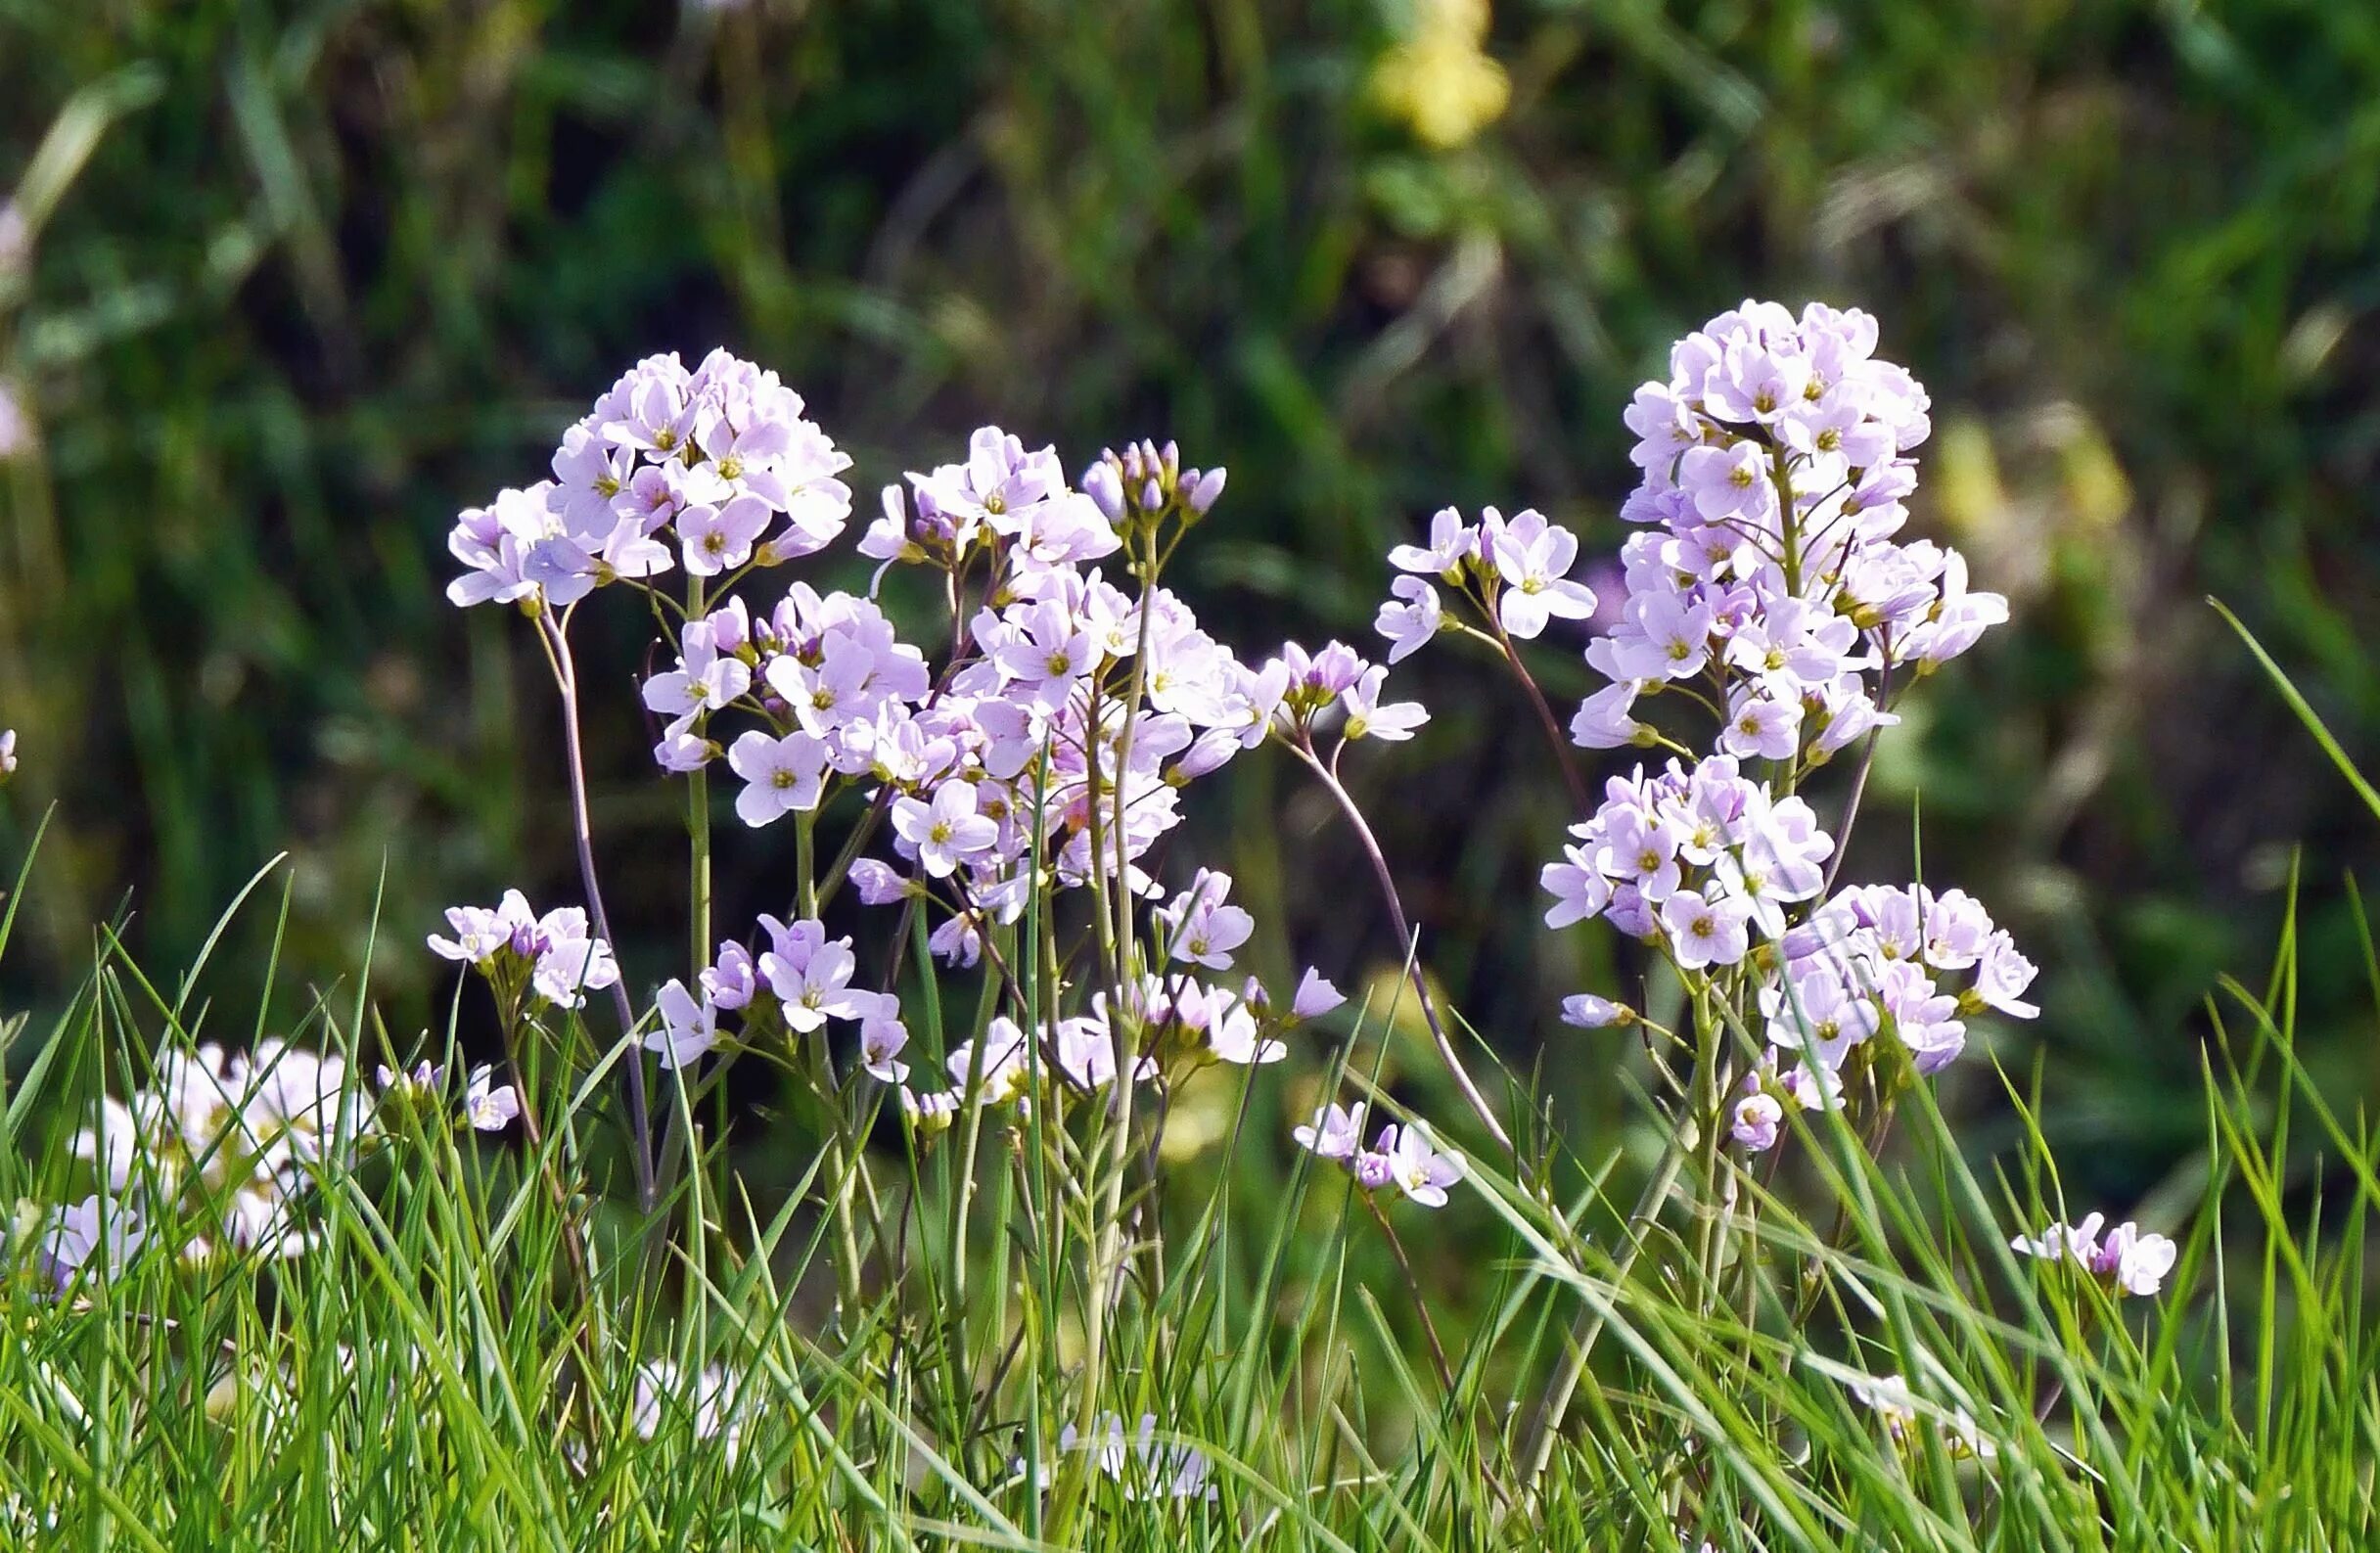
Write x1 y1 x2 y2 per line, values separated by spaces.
493 1002 613 1445
790 807 870 1328
1519 1118 1691 1485
686 575 712 976
1360 1190 1456 1395
1070 533 1159 1502
532 608 657 1216
1818 636 1896 896
1289 734 1512 1154
1488 620 1591 814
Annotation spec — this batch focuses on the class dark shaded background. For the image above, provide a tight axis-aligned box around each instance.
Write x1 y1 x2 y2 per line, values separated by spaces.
3 0 2377 1204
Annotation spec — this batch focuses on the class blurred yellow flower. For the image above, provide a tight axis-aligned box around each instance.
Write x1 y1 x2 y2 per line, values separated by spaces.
1371 0 1510 150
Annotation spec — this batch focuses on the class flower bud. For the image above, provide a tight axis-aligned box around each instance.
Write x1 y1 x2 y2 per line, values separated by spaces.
901 1086 960 1137
1186 466 1226 516
1081 460 1125 523
1140 479 1164 514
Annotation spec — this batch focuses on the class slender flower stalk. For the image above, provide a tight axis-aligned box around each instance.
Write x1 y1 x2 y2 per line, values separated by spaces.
1290 737 1511 1153
535 610 658 1214
1490 620 1591 813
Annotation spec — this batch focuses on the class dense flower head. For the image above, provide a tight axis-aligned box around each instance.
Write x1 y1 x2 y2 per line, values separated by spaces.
1848 1371 1996 1460
1539 756 1834 953
429 890 619 1011
1566 299 2005 763
445 348 852 612
2011 1212 2177 1298
644 917 911 1084
1380 505 1600 647
618 435 1426 1023
1361 303 2007 801
1295 1107 1461 1210
1499 303 2039 1152
1551 821 2037 1154
630 427 1307 938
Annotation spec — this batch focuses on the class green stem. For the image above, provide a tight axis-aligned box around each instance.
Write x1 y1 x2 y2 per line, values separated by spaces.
1290 737 1512 1153
687 576 711 974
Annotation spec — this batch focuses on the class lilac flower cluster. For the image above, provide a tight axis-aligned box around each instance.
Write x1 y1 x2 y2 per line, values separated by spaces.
1723 881 2037 1150
640 914 907 1084
439 366 1416 1146
1374 505 1599 662
1365 299 2046 1155
1585 299 2002 758
2011 1212 2177 1299
446 349 851 612
644 437 1248 912
1539 755 1833 968
599 423 1393 1120
428 890 620 1012
1293 1102 1463 1210
52 1038 515 1288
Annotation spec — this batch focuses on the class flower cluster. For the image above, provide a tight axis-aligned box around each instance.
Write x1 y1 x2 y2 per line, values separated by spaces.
1723 882 2037 1151
1371 299 2045 1154
2011 1212 2177 1299
428 890 620 1013
55 1038 516 1284
1043 1412 1217 1503
1847 1371 1996 1461
1540 755 1833 967
446 349 852 611
1585 299 2001 758
1374 505 1599 662
645 434 1271 930
584 423 1396 1120
443 361 1432 1152
644 915 907 1082
1293 1102 1463 1209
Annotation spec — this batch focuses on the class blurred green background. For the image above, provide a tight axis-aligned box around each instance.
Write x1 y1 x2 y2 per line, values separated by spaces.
2 0 2377 1204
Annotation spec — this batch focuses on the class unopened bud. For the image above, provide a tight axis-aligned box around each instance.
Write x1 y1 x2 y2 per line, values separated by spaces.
1081 460 1125 523
1186 466 1226 516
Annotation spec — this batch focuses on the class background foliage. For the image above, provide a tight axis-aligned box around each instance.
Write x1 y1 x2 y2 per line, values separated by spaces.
2 0 2377 1213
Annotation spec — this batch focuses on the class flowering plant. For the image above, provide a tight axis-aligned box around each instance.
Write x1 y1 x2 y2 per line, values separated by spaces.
13 303 2228 1548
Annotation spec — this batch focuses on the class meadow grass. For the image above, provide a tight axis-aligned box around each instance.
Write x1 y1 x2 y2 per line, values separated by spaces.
0 773 2372 1549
